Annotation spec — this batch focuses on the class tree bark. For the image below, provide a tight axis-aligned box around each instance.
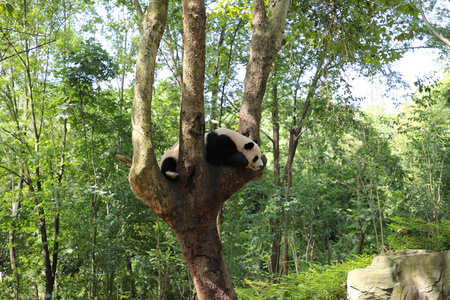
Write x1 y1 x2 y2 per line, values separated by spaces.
128 0 289 298
239 0 290 140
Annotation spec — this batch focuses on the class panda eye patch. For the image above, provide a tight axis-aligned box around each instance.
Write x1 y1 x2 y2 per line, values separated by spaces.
253 156 259 162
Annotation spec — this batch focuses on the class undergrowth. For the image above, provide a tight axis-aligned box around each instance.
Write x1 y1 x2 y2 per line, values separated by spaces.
235 254 374 300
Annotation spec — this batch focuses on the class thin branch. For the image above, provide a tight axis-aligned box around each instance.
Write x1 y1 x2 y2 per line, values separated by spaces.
158 46 181 85
0 165 30 185
132 0 144 24
116 154 132 167
261 129 274 143
0 127 33 154
0 39 56 62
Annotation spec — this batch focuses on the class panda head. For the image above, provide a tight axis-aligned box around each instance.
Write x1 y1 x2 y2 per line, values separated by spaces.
243 140 264 170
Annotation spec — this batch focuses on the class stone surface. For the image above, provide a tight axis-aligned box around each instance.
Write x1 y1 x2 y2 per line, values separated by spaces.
347 249 450 300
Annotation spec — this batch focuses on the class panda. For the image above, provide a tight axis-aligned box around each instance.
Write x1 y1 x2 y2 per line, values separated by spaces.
160 128 264 180
160 141 180 180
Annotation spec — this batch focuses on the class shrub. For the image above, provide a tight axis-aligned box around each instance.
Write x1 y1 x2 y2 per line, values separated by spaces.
236 254 374 299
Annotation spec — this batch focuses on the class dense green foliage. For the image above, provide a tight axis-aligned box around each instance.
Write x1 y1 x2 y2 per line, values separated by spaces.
236 254 374 299
0 0 449 298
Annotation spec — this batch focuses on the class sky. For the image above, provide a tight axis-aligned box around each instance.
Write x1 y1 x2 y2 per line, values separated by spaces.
353 48 443 114
94 4 446 116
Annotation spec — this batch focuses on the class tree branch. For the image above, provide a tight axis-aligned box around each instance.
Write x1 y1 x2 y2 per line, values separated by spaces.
129 0 169 215
116 154 132 167
0 165 30 186
0 39 56 62
252 0 267 24
417 0 450 48
178 0 206 180
238 0 291 141
132 0 144 23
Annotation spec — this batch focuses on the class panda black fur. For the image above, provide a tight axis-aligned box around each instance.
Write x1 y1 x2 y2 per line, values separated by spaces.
160 142 180 180
205 128 263 169
160 128 263 180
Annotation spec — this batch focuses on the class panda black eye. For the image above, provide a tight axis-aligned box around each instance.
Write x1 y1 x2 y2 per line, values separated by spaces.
253 156 258 162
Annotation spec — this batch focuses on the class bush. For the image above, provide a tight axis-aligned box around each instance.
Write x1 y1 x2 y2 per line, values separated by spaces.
387 217 450 251
235 254 374 299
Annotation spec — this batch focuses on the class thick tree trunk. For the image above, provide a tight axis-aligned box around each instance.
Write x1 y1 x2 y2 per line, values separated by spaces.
128 0 289 298
172 196 236 299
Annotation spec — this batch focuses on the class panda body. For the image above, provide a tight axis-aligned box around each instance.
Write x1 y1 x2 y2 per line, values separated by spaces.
160 128 263 180
205 128 263 170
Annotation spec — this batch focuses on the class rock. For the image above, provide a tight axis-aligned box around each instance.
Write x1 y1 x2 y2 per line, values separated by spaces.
347 249 450 300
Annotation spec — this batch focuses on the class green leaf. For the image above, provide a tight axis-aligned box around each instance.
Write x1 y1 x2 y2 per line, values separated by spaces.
0 1 15 17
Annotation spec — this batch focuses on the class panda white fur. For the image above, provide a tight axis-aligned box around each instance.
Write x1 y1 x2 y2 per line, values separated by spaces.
160 128 264 180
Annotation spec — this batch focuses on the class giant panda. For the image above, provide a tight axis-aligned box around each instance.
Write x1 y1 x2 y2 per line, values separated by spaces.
160 142 180 180
160 128 264 180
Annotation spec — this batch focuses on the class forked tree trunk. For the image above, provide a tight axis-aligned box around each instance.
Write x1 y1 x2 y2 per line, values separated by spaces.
128 0 290 298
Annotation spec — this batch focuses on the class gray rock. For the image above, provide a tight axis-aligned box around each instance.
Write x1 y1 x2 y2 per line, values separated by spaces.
347 249 450 300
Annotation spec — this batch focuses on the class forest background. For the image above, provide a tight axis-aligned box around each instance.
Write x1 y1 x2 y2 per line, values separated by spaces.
0 0 449 298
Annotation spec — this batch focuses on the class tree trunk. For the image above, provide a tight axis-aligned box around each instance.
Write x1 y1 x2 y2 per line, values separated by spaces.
209 24 226 131
107 268 114 298
90 199 97 300
270 218 281 276
238 0 290 141
172 201 236 299
356 184 364 254
9 174 21 300
270 82 281 276
128 0 289 298
162 261 171 300
280 63 324 275
126 256 136 298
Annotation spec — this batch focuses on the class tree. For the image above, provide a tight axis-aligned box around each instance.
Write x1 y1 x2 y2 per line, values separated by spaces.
264 0 421 274
0 0 70 297
124 0 289 298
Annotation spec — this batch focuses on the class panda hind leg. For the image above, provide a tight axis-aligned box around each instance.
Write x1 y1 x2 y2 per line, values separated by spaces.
161 157 179 180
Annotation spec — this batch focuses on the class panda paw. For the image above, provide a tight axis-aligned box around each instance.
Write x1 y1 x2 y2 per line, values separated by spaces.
164 171 179 180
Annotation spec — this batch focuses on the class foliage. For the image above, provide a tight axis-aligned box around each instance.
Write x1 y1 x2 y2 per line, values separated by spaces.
0 0 449 298
235 254 374 299
387 217 450 251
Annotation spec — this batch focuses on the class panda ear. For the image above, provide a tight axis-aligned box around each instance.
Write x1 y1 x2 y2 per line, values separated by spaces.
252 139 258 144
244 142 255 150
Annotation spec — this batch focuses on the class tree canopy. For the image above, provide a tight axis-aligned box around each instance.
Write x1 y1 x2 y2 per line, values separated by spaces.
0 0 449 298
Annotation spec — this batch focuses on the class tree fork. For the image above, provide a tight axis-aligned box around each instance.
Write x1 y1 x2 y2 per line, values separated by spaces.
128 0 287 297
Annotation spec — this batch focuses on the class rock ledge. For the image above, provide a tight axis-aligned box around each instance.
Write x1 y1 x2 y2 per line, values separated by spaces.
347 249 450 300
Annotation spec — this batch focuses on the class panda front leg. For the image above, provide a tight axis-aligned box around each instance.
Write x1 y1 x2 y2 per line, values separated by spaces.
220 152 248 168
